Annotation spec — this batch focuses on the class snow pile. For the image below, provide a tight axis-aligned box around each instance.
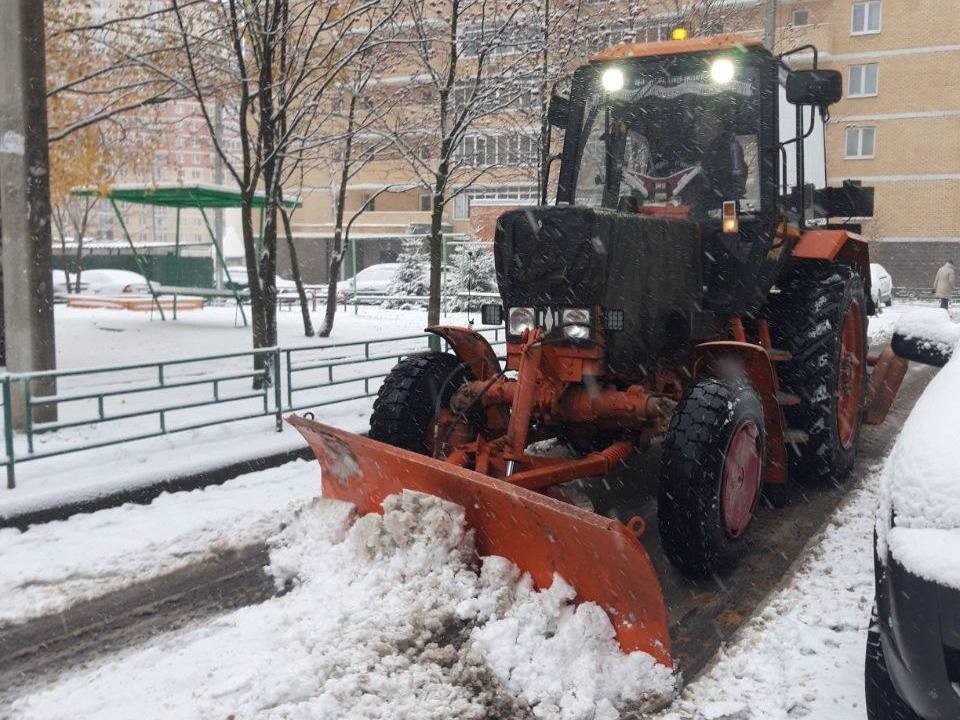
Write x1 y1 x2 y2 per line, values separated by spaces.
266 490 675 719
11 491 674 719
877 334 960 590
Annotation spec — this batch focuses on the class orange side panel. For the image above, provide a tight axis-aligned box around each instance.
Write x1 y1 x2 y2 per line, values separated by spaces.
426 325 501 381
792 229 852 261
288 415 672 668
590 34 762 63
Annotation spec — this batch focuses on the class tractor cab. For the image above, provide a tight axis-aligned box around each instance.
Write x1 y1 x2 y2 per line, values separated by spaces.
559 39 769 227
546 35 871 316
556 37 776 229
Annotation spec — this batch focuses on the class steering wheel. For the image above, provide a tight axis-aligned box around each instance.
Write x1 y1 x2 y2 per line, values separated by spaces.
622 166 700 205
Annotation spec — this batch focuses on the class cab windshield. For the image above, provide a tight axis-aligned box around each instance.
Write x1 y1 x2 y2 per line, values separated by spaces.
570 54 762 222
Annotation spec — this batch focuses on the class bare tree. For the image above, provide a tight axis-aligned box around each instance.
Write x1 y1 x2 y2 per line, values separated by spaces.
162 0 396 377
381 0 541 328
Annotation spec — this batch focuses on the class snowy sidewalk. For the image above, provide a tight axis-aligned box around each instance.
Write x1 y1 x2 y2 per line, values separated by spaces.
0 460 317 625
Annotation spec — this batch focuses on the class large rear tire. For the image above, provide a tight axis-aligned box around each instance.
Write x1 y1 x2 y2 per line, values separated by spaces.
369 352 469 456
767 264 868 483
658 377 766 576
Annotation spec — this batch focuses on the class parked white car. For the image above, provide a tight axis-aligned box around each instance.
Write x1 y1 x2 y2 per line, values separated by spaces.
338 263 401 301
223 266 298 294
871 263 893 307
54 269 151 298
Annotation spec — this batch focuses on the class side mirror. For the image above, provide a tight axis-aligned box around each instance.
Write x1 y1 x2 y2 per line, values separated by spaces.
891 309 958 368
548 94 571 129
786 69 842 107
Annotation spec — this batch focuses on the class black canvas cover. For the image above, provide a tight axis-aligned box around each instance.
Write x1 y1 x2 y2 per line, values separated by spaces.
495 206 702 377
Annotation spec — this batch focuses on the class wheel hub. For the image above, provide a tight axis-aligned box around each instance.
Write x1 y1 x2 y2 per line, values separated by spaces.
721 420 762 538
836 301 865 449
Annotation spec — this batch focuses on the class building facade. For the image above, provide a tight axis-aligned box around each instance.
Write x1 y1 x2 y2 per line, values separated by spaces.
285 0 958 288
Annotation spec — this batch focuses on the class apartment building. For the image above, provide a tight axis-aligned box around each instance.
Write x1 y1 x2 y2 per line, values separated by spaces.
284 0 958 288
784 0 960 286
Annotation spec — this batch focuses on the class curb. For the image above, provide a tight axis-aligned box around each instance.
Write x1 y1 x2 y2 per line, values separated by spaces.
0 446 314 531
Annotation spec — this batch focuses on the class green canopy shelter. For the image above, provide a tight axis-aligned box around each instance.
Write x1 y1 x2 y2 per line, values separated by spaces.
73 183 302 325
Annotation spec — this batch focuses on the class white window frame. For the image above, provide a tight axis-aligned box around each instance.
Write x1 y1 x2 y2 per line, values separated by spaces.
791 9 811 27
453 193 470 220
848 63 879 98
844 126 876 159
850 1 881 36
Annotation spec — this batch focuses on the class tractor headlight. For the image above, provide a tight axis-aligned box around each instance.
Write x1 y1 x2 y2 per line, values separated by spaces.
710 58 735 84
508 307 536 335
561 308 591 340
601 67 625 92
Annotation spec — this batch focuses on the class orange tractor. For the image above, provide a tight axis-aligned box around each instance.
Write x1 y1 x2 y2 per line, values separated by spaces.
290 35 909 669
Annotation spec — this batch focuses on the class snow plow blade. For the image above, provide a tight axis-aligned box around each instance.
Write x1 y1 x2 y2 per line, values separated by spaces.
288 414 672 667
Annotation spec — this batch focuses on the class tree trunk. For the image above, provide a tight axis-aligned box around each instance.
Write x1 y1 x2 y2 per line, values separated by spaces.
427 182 445 329
240 197 269 385
280 205 313 337
319 93 358 338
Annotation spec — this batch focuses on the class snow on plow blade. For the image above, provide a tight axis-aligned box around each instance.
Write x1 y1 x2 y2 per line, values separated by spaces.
287 414 672 667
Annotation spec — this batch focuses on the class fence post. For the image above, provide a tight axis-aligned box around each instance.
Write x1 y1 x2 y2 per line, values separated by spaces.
2 378 14 489
273 348 283 432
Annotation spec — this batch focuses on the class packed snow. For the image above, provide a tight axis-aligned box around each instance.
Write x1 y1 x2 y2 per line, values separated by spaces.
10 491 676 720
0 459 317 625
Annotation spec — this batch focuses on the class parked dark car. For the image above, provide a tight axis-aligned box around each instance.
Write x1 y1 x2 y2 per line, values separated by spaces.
866 314 960 720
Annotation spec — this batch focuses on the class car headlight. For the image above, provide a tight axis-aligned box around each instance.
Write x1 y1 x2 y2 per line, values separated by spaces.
508 307 536 335
561 308 591 340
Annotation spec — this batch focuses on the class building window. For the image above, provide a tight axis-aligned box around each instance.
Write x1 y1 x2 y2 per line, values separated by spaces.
791 9 810 26
845 126 876 159
361 193 375 211
419 192 432 212
453 193 469 220
851 1 881 35
848 63 879 97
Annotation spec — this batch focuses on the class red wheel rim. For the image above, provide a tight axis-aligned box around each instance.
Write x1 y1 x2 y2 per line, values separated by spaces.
721 420 763 538
837 301 865 449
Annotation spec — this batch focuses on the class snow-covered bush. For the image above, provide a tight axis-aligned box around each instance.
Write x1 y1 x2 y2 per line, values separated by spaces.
444 243 497 312
384 236 429 309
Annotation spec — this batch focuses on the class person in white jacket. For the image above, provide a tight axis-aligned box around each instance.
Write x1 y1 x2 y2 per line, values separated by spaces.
933 260 956 309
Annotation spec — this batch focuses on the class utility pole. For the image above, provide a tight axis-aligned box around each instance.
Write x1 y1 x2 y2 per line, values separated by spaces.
763 0 779 50
0 0 57 427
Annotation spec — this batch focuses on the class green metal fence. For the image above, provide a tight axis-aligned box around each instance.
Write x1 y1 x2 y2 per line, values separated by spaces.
0 328 506 490
1 348 281 489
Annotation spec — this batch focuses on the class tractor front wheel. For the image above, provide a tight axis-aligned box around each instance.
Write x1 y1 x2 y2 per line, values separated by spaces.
369 352 472 456
658 377 766 576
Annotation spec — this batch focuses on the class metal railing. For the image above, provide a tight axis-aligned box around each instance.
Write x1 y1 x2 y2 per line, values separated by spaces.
1 348 282 489
284 327 506 413
1 328 507 490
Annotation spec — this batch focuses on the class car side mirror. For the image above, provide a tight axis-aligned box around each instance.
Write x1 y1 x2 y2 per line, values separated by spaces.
786 69 842 107
548 94 571 129
891 309 958 368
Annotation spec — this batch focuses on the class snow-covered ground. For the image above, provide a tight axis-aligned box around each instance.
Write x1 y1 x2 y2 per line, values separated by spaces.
0 459 317 625
654 472 881 720
5 299 959 719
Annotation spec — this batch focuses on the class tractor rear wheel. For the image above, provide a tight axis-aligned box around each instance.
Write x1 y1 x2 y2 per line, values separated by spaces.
658 377 766 576
767 264 868 483
369 352 472 456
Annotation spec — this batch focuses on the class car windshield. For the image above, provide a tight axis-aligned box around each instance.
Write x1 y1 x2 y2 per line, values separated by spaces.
573 55 762 221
